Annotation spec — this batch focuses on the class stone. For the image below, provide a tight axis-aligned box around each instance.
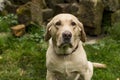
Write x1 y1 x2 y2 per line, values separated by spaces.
45 0 78 9
17 2 31 25
111 9 120 25
11 24 25 37
54 3 71 14
0 0 5 11
69 3 79 14
17 0 46 25
0 0 18 14
54 3 79 15
77 0 104 35
64 0 78 3
31 0 45 25
12 0 31 5
103 0 120 12
42 8 54 22
45 0 64 8
3 0 120 36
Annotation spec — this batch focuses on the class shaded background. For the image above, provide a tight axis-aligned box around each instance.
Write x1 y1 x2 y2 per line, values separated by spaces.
0 0 120 36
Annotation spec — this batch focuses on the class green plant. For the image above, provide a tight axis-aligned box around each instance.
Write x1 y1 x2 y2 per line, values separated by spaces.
108 22 120 40
26 23 45 43
0 24 47 80
85 37 120 80
0 14 18 32
0 33 9 54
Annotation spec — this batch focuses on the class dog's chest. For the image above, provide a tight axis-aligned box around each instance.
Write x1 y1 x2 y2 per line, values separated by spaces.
47 56 85 79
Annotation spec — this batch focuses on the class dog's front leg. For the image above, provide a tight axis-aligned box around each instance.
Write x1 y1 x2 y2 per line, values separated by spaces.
46 70 56 80
74 74 80 80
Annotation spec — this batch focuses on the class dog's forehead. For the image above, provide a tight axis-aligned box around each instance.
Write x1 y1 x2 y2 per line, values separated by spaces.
53 14 77 22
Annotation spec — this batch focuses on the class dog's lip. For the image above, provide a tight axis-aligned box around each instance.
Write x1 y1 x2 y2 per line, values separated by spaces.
58 42 73 48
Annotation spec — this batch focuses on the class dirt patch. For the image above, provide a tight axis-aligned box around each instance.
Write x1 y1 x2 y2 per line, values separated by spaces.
85 35 105 44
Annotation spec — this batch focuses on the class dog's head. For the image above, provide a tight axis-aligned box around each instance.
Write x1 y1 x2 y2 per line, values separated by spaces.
45 13 86 54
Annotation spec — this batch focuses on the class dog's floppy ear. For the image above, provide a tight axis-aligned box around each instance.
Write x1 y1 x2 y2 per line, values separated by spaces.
44 21 52 41
78 22 87 42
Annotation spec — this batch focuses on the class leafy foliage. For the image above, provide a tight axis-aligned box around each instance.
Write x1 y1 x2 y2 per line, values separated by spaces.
85 38 120 80
108 22 120 41
0 23 47 80
0 14 18 32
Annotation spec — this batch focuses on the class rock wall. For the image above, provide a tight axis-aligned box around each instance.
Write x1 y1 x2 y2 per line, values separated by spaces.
1 0 120 35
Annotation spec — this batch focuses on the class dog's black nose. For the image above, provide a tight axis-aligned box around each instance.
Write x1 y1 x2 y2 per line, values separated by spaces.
62 31 72 42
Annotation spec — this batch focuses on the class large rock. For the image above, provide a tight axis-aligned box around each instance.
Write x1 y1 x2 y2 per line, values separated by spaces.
17 2 31 25
11 24 26 37
45 0 77 8
103 0 120 12
0 0 18 14
54 3 79 15
0 0 5 11
42 8 54 22
77 0 104 35
111 9 120 25
17 0 46 25
11 0 31 5
54 3 71 14
31 0 46 25
45 0 64 8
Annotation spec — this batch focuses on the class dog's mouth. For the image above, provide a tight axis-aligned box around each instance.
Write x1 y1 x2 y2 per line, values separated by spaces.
58 42 73 48
58 38 73 48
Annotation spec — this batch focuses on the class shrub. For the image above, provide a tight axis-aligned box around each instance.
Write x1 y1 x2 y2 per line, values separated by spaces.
0 26 47 79
108 22 120 41
0 14 18 32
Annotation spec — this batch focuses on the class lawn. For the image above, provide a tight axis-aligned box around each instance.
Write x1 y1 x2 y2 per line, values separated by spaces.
85 38 120 80
0 29 47 80
0 14 120 80
0 30 120 80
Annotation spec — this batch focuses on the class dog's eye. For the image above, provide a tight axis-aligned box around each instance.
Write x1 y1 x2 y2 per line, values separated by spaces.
55 21 61 26
71 22 76 26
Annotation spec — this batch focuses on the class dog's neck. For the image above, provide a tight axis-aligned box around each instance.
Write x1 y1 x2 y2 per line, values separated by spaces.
71 44 78 54
51 40 79 56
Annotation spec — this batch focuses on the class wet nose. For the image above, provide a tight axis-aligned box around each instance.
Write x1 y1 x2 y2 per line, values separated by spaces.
62 31 72 42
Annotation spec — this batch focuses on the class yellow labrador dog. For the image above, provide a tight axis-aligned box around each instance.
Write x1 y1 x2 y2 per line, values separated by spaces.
45 13 106 80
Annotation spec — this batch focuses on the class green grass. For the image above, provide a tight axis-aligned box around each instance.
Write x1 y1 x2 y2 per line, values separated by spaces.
0 25 47 80
85 38 120 80
1 33 120 80
0 15 120 80
0 14 18 32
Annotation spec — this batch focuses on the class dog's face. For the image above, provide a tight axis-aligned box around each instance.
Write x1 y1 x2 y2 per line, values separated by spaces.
45 14 86 53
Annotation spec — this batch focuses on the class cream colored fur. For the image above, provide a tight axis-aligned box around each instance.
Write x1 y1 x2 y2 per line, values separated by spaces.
45 13 106 80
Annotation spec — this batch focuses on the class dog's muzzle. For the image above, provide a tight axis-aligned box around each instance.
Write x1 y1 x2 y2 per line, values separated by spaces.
62 31 72 43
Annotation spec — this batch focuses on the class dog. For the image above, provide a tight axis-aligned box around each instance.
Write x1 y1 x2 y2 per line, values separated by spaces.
45 13 106 80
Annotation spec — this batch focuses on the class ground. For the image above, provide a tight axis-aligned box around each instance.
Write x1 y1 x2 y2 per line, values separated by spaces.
0 31 120 80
